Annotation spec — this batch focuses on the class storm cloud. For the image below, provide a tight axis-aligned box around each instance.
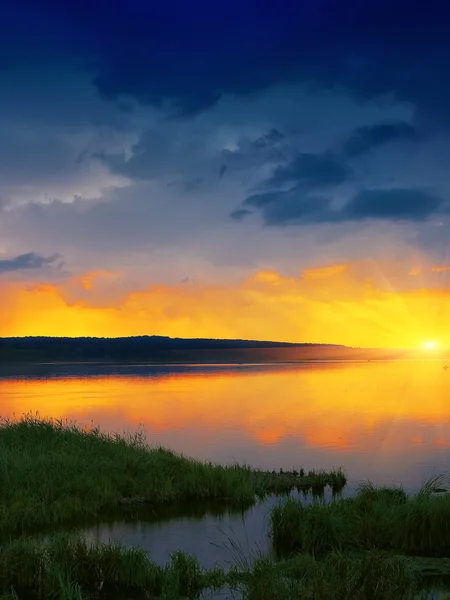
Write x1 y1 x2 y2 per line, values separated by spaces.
0 252 60 274
343 122 420 158
264 153 350 190
238 188 445 227
4 0 450 123
1 0 450 302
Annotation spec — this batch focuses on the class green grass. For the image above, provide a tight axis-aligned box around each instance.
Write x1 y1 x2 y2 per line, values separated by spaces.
0 533 227 599
232 551 423 600
271 476 450 558
8 414 448 598
0 534 443 600
0 414 346 532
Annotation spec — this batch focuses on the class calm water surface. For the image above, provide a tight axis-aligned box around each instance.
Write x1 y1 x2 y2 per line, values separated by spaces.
1 360 449 570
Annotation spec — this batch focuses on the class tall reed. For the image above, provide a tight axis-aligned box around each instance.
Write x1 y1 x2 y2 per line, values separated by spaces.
271 477 450 557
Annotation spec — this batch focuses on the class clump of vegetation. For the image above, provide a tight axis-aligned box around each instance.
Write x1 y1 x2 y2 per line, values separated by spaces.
233 551 421 600
0 534 434 600
0 414 346 532
271 476 450 557
0 533 227 599
252 467 346 498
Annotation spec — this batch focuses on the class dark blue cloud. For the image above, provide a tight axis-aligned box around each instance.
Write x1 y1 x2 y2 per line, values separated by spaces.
343 122 419 158
341 189 443 222
235 188 445 226
0 252 59 274
239 187 332 225
3 0 450 118
261 193 332 226
250 129 285 150
265 153 350 189
230 208 253 221
229 121 429 227
245 192 284 209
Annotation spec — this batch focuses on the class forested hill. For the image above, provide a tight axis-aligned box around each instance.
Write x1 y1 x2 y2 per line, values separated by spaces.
0 336 348 363
0 336 410 363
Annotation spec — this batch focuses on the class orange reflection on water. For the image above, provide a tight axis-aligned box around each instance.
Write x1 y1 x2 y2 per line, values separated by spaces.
1 362 450 463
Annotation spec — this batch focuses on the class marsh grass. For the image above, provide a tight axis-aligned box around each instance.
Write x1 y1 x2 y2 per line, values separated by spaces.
0 533 228 599
0 414 346 532
251 467 346 498
0 534 446 600
235 551 422 600
271 477 450 558
213 525 433 600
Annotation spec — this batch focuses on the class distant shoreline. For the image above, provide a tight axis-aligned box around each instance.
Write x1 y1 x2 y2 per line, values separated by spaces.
0 336 445 363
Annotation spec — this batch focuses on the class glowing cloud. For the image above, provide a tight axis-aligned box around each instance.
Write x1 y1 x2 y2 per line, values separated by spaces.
1 259 450 348
432 265 450 273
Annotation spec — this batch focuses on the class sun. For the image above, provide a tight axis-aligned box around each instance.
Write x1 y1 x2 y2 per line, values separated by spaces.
422 340 440 351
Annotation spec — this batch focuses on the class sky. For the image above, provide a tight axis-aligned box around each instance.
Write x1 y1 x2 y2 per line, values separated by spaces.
1 0 450 347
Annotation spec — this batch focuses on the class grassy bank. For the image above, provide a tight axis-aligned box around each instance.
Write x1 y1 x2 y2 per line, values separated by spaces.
0 414 346 532
0 414 448 600
0 533 442 600
271 478 450 557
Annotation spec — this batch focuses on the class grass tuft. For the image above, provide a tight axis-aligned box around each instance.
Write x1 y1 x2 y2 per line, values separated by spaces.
230 551 421 600
271 476 450 558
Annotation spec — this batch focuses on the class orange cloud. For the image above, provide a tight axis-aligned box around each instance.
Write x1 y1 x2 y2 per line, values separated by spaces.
303 264 348 280
78 270 122 291
0 281 119 338
1 260 450 348
431 265 450 273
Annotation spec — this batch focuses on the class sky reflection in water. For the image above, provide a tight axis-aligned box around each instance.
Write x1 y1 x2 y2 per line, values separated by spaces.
1 361 449 488
1 361 450 568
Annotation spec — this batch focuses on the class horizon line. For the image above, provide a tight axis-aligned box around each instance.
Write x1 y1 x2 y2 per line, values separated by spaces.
0 334 442 352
